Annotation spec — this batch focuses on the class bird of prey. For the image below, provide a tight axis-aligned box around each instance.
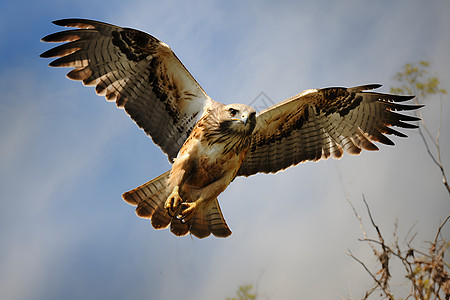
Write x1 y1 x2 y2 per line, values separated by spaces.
40 19 421 239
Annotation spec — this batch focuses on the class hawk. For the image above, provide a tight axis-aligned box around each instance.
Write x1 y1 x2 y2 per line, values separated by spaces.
41 19 421 238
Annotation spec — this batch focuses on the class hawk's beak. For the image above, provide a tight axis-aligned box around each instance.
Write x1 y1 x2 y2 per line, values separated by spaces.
231 113 249 125
240 112 249 125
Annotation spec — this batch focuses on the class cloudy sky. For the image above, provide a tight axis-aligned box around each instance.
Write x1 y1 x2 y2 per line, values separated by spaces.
1 0 449 299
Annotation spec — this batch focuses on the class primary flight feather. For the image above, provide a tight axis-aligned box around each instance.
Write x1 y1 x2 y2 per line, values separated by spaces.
41 18 421 238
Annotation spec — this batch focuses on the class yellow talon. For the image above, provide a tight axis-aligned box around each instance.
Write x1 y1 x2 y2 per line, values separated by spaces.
177 197 204 223
177 202 197 222
165 186 182 217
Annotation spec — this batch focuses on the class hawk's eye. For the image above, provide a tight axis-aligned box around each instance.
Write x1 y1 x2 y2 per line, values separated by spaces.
228 108 238 117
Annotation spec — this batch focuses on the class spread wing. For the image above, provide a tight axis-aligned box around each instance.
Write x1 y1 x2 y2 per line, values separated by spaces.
237 84 421 176
40 18 214 162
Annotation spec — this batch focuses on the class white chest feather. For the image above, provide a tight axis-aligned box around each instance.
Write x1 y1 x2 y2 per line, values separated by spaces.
200 142 226 161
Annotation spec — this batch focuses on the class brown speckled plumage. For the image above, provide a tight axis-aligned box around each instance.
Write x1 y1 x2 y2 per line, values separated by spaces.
41 19 421 238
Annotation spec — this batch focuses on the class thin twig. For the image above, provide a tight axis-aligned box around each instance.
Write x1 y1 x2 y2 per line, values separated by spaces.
347 249 394 299
362 196 391 288
362 285 378 300
414 93 450 195
434 215 450 244
405 221 419 245
363 196 384 245
398 67 450 195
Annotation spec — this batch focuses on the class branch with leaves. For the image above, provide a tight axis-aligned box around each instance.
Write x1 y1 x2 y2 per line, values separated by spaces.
390 61 449 195
227 284 257 300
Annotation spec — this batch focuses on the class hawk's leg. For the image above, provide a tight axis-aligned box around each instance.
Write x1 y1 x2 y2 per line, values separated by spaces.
178 197 204 223
165 186 183 217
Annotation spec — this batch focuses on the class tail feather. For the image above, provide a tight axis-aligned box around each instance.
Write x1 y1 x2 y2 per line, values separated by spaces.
189 206 210 238
188 199 232 238
151 205 171 230
122 171 169 206
205 199 232 238
122 171 171 229
122 171 232 238
170 218 189 236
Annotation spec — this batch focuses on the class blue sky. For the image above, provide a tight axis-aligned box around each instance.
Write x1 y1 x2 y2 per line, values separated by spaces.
1 0 449 299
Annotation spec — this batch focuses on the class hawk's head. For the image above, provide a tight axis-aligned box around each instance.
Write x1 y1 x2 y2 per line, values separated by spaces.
203 103 257 153
221 103 257 134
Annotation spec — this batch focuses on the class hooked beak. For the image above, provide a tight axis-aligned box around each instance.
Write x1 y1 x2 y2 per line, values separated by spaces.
241 112 249 125
232 112 250 125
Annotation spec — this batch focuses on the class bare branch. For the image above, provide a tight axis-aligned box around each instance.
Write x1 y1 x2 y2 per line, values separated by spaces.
349 196 449 299
415 97 450 193
405 221 419 245
434 215 450 245
347 249 394 299
362 196 384 245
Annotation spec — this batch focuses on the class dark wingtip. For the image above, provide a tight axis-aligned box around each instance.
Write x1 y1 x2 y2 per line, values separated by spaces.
40 31 65 43
39 48 53 58
52 19 63 25
366 84 382 90
52 19 82 26
348 84 382 93
40 34 53 43
393 94 416 102
50 18 112 30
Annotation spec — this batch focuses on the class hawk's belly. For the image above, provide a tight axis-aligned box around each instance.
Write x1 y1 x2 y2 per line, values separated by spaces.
186 151 240 189
174 135 249 201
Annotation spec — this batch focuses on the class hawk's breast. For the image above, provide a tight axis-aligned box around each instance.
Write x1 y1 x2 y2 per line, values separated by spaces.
179 128 249 191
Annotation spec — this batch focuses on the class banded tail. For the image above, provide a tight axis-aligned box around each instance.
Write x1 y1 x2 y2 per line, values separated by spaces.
122 171 232 238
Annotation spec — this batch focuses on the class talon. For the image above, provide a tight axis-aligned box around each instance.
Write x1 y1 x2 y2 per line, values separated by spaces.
177 202 198 223
165 186 182 217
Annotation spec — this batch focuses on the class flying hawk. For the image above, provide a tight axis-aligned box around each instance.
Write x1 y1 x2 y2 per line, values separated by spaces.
40 19 421 238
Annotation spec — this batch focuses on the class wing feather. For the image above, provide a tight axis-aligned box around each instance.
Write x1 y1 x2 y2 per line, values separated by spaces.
41 18 214 161
237 85 421 176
